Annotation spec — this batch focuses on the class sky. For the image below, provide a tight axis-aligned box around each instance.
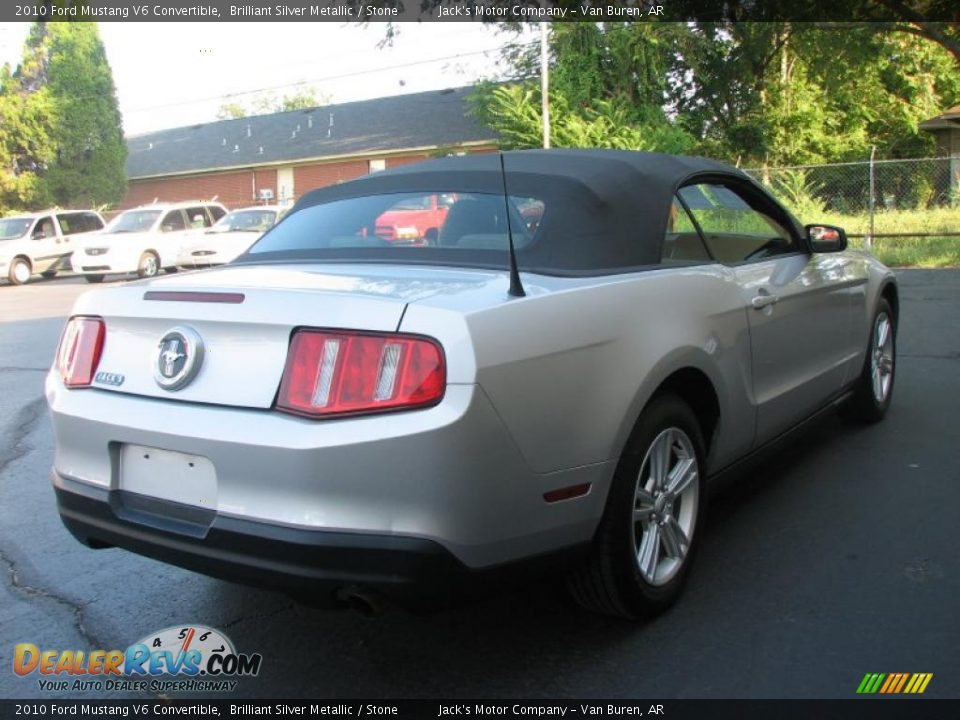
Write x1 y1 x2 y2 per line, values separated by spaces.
0 22 527 137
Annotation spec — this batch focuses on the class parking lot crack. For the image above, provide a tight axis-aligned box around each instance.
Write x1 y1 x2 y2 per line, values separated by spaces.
0 546 106 649
0 395 106 650
0 396 45 478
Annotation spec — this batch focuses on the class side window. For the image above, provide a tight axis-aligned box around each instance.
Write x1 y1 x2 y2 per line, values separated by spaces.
662 197 711 264
185 207 212 229
57 212 101 235
208 206 226 222
160 210 186 232
678 183 795 264
33 216 56 239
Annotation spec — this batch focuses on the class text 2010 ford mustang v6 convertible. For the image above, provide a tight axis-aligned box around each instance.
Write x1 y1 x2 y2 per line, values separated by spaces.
47 150 897 617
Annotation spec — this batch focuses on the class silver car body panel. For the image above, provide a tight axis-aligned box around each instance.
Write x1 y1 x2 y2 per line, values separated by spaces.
47 250 894 570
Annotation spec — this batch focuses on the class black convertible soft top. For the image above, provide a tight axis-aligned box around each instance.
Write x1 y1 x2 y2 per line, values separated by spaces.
257 149 755 274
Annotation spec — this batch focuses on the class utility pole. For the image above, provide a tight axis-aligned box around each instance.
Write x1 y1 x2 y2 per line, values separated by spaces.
540 21 551 149
868 145 876 251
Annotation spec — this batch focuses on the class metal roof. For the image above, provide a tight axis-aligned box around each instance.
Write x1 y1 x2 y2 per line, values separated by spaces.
125 87 496 180
919 105 960 132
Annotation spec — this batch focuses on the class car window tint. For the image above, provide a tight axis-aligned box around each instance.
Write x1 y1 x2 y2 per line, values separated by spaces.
247 192 537 254
57 212 102 235
185 207 213 229
86 212 105 231
678 183 795 264
161 211 186 232
209 206 226 222
661 198 711 264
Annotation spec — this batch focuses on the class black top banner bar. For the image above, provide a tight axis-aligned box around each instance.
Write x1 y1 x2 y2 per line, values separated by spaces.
3 699 960 719
5 0 960 23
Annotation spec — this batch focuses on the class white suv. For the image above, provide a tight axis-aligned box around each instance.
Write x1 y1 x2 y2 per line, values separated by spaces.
0 210 105 285
72 201 227 283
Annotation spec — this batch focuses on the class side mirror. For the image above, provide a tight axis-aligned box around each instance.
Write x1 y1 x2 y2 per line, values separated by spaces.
806 224 847 253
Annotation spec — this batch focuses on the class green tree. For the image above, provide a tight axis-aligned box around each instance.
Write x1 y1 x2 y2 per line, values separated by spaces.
470 24 694 153
0 22 126 212
216 88 330 120
0 63 54 212
472 22 958 166
668 22 959 165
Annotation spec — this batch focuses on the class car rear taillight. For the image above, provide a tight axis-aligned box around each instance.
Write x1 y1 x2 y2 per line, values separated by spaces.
277 330 445 418
57 317 105 388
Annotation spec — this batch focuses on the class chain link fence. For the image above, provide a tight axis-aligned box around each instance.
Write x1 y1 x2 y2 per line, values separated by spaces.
744 156 960 247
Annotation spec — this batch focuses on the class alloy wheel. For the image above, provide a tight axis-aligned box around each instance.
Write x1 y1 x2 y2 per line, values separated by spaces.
632 427 700 587
141 254 158 277
870 312 894 403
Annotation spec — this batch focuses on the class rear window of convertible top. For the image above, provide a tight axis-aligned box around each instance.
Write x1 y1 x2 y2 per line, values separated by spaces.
244 192 542 267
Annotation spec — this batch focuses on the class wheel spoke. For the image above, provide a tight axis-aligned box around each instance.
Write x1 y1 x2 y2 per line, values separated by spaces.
634 487 655 523
661 516 689 559
637 525 660 581
877 317 890 349
649 430 673 490
873 369 883 400
666 457 697 495
634 507 655 523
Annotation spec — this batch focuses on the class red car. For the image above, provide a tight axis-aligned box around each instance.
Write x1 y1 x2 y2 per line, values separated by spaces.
375 194 456 244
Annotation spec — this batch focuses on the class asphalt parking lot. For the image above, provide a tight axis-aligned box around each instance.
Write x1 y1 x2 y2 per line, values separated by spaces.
1 269 957 700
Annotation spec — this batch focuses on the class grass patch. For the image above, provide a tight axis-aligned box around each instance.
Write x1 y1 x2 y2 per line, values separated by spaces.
850 236 960 268
784 207 960 268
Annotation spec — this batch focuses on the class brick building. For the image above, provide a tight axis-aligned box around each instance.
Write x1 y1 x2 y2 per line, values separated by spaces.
122 87 497 212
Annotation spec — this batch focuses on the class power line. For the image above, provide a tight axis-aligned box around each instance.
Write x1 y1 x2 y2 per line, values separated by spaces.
118 40 540 116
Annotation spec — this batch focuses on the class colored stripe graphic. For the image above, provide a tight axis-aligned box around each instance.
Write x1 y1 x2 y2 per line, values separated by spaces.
857 673 886 694
857 673 932 694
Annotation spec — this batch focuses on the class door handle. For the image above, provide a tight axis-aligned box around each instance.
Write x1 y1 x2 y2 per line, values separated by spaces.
751 291 779 310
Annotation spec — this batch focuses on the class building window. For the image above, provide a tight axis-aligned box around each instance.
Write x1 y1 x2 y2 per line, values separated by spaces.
369 159 386 174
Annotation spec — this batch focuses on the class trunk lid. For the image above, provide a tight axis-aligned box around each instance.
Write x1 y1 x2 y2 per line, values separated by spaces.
73 264 483 408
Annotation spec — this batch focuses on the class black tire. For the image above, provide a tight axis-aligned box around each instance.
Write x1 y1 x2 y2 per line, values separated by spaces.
567 394 707 619
8 257 31 285
841 298 896 423
165 266 179 274
84 274 105 284
41 269 58 279
137 251 159 279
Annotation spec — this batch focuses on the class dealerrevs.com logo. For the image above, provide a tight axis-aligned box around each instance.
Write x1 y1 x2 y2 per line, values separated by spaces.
13 625 262 693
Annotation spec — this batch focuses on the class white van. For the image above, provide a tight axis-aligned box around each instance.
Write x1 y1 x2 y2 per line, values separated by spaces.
0 210 106 285
72 201 227 283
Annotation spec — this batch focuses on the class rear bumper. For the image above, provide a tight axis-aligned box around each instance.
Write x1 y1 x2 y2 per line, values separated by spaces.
47 375 610 570
54 472 474 599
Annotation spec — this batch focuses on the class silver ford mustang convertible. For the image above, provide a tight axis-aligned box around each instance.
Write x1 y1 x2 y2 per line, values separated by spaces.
47 150 898 617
